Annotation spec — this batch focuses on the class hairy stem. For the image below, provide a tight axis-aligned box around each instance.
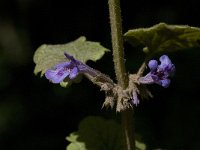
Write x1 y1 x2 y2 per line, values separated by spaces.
108 0 127 87
121 109 135 150
108 0 135 149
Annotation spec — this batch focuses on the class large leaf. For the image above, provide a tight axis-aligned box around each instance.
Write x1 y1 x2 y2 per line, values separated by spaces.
33 36 109 76
66 116 123 150
66 116 146 150
124 23 200 54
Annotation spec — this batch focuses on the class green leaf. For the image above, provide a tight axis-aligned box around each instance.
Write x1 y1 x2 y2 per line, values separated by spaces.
33 36 109 75
66 116 146 150
124 23 200 55
135 140 146 150
66 116 123 150
66 132 79 142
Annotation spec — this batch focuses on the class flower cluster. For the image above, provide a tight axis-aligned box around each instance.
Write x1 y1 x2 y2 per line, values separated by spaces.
139 55 175 88
45 53 175 109
45 53 95 83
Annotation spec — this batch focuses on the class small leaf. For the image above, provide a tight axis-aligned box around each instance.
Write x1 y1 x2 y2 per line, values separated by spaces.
66 132 79 142
66 133 86 150
66 116 146 150
124 23 200 55
33 36 109 76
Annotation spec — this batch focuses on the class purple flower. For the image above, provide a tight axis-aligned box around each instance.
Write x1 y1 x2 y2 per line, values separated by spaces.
45 53 94 83
139 55 175 88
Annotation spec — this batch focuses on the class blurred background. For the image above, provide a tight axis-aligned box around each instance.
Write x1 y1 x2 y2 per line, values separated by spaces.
0 0 200 149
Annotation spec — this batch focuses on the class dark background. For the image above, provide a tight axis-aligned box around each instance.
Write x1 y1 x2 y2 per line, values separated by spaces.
0 0 200 149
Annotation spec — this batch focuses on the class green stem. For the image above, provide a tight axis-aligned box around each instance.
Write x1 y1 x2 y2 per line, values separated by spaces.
121 109 135 150
108 0 135 150
108 0 127 87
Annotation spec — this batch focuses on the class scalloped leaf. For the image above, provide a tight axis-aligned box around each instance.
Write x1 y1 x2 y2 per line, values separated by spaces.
124 23 200 54
66 116 146 150
33 36 109 76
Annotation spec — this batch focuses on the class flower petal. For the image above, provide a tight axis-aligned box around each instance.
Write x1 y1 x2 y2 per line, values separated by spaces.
168 64 175 76
160 79 171 88
69 67 79 79
55 62 70 68
148 60 158 71
45 68 70 83
159 55 172 69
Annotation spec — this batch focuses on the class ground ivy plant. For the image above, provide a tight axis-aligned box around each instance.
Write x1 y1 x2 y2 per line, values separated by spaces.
33 0 200 150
